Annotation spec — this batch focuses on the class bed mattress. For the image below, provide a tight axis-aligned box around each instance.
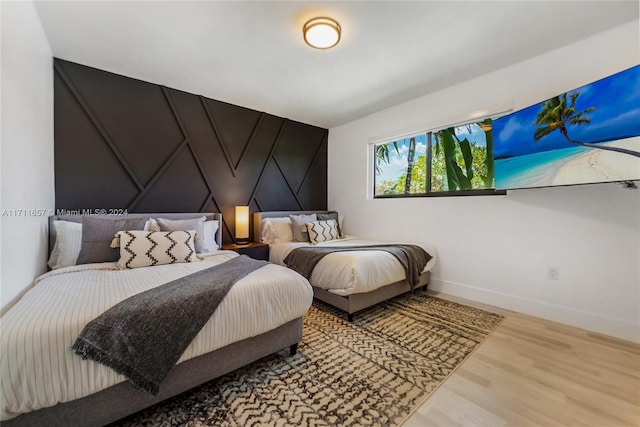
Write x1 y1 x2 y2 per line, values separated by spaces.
1 251 313 420
269 237 437 296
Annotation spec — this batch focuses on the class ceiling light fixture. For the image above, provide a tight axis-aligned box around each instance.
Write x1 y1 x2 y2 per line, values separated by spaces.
303 17 341 50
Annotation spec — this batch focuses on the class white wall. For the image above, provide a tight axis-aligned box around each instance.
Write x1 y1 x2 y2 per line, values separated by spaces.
1 1 55 314
328 21 640 342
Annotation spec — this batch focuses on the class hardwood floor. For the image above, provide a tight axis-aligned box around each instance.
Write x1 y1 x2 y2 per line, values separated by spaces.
403 292 640 427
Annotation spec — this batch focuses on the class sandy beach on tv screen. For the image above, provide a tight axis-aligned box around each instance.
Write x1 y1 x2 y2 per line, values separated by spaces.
552 137 640 186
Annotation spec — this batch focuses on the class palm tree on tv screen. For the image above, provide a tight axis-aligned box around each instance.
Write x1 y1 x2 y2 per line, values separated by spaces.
533 91 640 157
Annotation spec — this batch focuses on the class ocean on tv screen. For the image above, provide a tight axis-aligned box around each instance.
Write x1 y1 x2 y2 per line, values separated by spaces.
493 65 640 189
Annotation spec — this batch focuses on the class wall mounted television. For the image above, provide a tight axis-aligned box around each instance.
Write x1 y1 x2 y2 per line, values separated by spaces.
493 65 640 190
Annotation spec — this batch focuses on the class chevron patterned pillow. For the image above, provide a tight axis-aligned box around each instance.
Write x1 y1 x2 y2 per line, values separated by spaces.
305 219 341 245
112 230 200 269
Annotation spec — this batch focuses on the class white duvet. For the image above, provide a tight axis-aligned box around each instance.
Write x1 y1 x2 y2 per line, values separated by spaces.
269 237 437 296
0 251 313 420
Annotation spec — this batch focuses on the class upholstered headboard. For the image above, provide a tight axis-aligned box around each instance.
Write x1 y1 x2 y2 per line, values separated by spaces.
252 210 337 243
48 213 223 254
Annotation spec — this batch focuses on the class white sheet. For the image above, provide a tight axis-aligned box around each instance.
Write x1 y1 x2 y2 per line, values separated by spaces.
269 237 437 296
1 251 313 420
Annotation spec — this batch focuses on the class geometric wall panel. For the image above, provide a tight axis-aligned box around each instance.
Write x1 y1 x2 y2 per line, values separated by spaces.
54 59 328 243
255 160 305 212
131 146 211 213
273 120 327 193
54 68 141 210
59 61 185 187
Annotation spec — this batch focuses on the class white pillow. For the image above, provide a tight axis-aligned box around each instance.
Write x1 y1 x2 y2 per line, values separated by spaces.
202 220 219 252
48 220 82 270
306 219 341 244
261 222 275 244
112 230 200 269
261 217 293 244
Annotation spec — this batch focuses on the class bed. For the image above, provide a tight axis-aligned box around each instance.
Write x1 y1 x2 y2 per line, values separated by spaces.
254 210 436 321
1 213 313 427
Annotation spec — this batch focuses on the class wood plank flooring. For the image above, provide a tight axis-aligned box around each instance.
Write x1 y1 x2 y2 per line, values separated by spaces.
403 292 640 427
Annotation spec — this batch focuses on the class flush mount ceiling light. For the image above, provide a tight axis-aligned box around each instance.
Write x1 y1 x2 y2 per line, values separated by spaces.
303 17 341 50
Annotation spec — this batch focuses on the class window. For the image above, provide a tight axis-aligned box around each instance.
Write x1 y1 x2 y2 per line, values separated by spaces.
374 134 427 196
373 118 501 197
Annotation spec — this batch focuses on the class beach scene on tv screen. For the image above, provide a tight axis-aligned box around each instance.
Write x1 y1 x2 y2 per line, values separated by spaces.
493 65 640 190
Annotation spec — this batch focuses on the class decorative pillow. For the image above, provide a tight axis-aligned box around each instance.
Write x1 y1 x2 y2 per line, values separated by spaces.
112 230 200 269
76 217 147 265
202 220 220 252
48 220 82 269
305 219 341 244
289 214 317 242
155 217 206 253
261 217 293 244
317 212 343 237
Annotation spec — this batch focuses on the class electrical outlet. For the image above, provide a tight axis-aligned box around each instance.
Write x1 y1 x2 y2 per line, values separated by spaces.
547 267 560 280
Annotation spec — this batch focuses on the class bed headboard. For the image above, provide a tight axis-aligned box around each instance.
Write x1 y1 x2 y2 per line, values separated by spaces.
252 210 337 243
48 213 223 254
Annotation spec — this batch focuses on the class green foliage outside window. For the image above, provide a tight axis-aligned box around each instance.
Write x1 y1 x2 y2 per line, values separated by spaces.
374 119 495 197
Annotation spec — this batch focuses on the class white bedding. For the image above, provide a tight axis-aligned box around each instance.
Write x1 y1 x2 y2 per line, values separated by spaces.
0 251 313 420
269 237 437 296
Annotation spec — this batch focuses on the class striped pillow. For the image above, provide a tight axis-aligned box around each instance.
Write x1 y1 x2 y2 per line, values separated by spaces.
305 220 341 244
112 230 200 269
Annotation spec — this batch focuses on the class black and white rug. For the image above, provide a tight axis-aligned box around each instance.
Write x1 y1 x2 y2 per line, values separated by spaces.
115 293 503 426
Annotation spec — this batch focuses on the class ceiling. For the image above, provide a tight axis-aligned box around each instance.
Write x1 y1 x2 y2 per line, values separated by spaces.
34 1 638 129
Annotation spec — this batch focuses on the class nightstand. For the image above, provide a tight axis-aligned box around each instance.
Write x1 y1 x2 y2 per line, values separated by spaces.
222 242 270 261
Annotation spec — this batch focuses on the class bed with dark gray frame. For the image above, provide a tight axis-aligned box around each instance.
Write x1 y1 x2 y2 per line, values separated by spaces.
254 210 431 321
3 213 306 427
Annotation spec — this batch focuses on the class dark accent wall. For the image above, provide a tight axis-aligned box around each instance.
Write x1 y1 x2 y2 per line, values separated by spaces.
54 59 328 243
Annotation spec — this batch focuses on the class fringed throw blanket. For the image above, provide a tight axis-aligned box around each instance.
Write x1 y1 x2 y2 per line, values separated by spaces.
72 255 267 395
284 244 432 289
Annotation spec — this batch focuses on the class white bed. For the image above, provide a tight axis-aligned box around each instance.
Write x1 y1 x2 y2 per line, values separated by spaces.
1 213 313 426
269 237 437 296
254 211 437 321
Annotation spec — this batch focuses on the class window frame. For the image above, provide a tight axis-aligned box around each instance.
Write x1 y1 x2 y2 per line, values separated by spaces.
371 116 507 198
372 133 429 197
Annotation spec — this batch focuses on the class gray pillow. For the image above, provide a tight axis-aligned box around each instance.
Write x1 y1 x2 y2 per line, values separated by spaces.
289 213 317 242
317 212 342 237
76 217 147 265
156 216 206 253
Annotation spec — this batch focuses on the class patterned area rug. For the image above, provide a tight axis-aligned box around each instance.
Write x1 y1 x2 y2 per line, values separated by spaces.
115 293 503 426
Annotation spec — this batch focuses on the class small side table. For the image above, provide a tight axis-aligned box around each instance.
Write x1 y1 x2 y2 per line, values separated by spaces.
221 242 270 261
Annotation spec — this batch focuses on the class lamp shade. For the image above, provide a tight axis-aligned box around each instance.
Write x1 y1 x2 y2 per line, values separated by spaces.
235 206 249 244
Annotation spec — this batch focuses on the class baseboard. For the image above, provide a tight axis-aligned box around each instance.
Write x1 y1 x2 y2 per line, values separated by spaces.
429 278 640 344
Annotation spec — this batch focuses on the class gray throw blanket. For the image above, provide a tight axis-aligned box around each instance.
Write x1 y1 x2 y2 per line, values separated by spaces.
284 244 432 289
72 255 267 395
